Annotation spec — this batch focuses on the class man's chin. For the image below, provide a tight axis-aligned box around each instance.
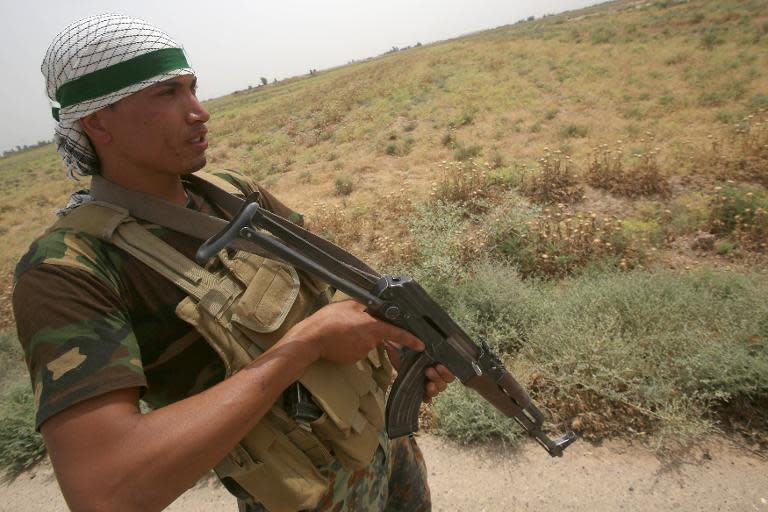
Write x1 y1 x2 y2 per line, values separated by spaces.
183 157 207 175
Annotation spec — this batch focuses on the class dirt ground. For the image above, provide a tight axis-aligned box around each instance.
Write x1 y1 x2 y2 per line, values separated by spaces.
2 434 766 512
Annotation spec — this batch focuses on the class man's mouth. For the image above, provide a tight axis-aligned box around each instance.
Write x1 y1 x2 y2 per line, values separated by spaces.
188 130 208 147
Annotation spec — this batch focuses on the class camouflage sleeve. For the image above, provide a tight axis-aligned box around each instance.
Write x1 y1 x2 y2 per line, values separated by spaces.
13 231 146 430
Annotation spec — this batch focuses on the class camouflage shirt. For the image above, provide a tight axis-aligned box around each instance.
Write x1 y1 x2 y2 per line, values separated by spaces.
12 170 297 428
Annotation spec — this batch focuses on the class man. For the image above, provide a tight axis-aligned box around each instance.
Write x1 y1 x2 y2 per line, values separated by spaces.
13 14 453 511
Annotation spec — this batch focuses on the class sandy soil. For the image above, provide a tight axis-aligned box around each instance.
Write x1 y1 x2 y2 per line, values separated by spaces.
2 434 767 512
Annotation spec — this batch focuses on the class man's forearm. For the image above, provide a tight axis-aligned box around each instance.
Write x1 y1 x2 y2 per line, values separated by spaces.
45 330 319 512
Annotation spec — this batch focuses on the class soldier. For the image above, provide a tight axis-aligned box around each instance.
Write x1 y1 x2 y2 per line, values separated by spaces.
13 14 453 512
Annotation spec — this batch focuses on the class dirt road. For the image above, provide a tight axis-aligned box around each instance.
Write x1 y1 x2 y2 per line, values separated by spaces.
2 434 766 511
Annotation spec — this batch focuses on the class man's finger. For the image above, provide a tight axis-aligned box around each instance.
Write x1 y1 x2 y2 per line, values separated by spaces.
379 324 425 352
434 364 456 383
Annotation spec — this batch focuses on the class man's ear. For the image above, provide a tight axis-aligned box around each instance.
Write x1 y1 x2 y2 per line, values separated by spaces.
79 111 112 146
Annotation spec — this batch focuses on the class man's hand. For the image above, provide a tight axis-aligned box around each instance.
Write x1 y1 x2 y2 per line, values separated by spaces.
383 344 456 404
287 300 425 364
291 300 456 403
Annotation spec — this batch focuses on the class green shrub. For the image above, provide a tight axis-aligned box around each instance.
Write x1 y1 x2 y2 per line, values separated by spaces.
453 143 483 162
559 123 588 139
334 176 354 196
701 29 724 50
432 385 524 445
591 26 616 44
715 239 734 254
0 382 45 479
707 184 768 251
428 266 768 448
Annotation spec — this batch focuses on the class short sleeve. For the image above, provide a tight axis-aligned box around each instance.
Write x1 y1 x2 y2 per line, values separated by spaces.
13 262 146 429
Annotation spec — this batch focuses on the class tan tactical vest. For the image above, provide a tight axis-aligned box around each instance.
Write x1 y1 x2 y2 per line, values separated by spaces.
50 172 394 512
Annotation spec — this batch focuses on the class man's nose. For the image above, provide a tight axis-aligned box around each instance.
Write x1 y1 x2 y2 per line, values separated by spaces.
187 95 210 124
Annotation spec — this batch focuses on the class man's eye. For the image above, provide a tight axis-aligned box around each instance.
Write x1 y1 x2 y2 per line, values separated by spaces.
159 88 175 96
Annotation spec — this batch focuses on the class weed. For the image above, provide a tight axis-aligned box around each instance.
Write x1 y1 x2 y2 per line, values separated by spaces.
384 137 415 157
520 150 583 205
298 170 312 184
591 26 616 44
431 160 495 210
701 28 724 50
441 131 455 147
693 110 768 186
0 382 46 479
450 109 476 128
586 141 670 197
488 151 505 170
748 94 768 111
453 143 483 162
495 205 644 278
334 176 354 196
707 184 768 252
0 330 45 479
433 384 524 445
559 123 588 139
715 239 734 255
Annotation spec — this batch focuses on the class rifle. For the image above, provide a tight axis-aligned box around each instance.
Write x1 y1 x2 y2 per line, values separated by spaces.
196 200 576 457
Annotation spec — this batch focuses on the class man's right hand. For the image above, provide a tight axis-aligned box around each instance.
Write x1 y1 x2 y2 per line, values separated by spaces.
286 300 425 365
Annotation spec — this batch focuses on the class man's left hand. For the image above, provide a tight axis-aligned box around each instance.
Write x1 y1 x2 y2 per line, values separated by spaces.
423 364 455 404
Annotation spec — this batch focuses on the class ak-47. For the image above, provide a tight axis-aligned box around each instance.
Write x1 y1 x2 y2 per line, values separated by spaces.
196 200 576 457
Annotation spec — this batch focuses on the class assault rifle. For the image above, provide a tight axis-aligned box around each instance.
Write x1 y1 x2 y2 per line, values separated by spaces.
196 201 576 457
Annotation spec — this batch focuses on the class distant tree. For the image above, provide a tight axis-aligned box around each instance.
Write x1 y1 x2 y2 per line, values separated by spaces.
415 42 422 47
260 77 268 86
527 15 535 21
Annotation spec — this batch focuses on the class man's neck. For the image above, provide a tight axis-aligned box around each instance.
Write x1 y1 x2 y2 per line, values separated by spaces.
99 166 189 206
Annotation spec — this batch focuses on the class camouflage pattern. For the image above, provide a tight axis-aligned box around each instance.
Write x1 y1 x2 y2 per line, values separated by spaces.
240 435 431 512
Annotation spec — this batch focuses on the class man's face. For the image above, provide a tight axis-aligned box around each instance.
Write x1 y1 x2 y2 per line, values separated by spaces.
96 74 210 178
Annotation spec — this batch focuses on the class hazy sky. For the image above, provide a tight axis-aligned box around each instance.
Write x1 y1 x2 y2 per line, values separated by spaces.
0 0 599 153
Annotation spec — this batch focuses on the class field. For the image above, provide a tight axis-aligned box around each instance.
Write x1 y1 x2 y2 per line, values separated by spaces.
0 0 766 476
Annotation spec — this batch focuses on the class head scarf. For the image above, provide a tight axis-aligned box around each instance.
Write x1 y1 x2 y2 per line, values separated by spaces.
42 14 195 179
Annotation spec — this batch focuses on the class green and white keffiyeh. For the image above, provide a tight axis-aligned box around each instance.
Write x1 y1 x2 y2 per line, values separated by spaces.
42 14 195 178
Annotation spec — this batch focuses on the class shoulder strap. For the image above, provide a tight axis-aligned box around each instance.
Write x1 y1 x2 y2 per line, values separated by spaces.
90 173 379 279
89 173 271 258
49 201 130 239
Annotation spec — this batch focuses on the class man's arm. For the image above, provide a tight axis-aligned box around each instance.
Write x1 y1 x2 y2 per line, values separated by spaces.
42 301 428 512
